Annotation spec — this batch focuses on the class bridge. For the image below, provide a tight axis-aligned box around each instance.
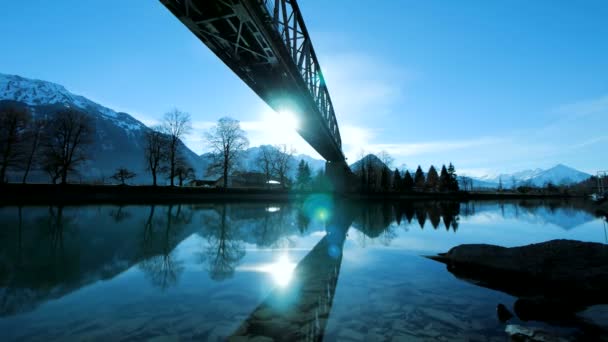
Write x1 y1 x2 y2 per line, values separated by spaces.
159 0 352 188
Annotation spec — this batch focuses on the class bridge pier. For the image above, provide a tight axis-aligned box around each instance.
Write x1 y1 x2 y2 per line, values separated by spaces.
325 160 355 193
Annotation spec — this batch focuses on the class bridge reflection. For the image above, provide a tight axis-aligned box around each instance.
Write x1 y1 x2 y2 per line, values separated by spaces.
231 200 354 341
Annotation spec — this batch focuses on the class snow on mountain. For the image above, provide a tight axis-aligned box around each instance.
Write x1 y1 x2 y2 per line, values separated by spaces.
469 164 591 188
0 73 200 184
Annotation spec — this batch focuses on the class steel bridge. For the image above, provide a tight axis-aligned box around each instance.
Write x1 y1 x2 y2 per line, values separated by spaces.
160 0 346 166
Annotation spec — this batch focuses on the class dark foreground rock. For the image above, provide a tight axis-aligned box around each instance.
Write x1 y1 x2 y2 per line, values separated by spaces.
429 239 608 305
429 240 608 339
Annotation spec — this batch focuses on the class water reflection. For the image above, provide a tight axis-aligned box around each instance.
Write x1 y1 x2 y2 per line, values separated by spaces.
199 204 246 281
231 200 354 341
0 199 605 341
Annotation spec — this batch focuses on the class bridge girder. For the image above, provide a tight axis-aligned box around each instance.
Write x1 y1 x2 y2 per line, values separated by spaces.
160 0 345 162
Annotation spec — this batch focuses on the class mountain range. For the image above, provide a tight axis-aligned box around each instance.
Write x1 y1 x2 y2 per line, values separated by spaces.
0 72 592 187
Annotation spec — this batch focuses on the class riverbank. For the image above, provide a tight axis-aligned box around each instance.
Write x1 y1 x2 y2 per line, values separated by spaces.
0 183 584 205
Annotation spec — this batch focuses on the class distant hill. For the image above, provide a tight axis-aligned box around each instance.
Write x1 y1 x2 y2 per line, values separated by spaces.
0 73 201 184
349 154 391 174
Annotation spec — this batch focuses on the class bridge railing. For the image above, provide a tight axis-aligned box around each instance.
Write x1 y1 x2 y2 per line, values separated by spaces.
257 0 341 149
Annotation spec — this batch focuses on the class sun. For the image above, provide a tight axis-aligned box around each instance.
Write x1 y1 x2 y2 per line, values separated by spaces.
278 109 299 131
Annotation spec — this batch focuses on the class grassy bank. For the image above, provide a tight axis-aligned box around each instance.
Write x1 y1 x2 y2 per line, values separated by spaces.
0 183 582 205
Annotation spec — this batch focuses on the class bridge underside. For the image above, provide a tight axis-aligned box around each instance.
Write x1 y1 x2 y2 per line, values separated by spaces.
161 0 345 163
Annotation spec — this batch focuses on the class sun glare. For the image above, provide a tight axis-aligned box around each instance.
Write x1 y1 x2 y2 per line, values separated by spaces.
266 254 296 287
278 109 299 131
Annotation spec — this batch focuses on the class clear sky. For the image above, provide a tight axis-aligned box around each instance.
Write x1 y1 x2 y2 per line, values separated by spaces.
1 1 606 176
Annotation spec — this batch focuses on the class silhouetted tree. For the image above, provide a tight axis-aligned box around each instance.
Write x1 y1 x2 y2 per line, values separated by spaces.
0 104 30 183
425 165 439 191
145 126 166 186
414 166 425 190
161 109 192 186
402 170 414 192
174 157 195 186
111 167 136 185
392 168 402 192
295 159 312 190
447 163 459 191
380 167 390 192
205 117 249 188
271 144 295 188
256 145 274 188
42 108 92 184
21 116 46 184
439 164 450 192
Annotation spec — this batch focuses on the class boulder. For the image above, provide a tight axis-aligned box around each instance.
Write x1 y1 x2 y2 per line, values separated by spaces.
428 239 608 306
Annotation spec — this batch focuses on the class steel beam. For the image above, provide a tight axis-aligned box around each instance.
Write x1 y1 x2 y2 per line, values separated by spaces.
159 0 345 162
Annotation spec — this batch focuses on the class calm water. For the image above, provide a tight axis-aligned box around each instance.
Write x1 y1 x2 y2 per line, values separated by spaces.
0 198 606 341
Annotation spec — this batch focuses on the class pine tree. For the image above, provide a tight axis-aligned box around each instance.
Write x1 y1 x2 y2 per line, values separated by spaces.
447 162 459 191
439 164 450 192
381 167 390 192
360 164 367 192
425 165 439 191
414 166 425 190
392 168 402 192
402 170 414 192
295 159 311 190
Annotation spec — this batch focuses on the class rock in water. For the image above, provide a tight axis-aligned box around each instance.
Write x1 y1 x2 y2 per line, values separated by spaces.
428 239 608 306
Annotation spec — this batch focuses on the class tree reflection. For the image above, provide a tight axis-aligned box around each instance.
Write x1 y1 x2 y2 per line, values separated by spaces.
200 204 245 281
139 204 186 290
109 205 131 223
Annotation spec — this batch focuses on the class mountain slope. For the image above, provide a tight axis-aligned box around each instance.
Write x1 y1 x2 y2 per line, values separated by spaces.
0 73 201 184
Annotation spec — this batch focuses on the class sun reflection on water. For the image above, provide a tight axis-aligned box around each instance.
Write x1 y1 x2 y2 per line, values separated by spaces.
261 254 297 288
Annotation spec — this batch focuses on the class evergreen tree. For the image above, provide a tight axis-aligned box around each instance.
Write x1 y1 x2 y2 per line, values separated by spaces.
380 167 390 192
392 168 402 192
402 170 414 192
295 159 312 190
414 166 425 190
425 165 439 191
360 164 367 192
439 164 450 192
447 162 459 191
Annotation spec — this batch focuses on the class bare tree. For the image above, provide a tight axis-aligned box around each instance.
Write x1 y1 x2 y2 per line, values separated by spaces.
256 145 274 188
42 108 92 184
0 104 30 183
378 150 394 169
204 117 249 188
111 167 136 185
271 144 295 188
145 126 165 186
174 157 195 186
21 117 46 184
160 109 191 186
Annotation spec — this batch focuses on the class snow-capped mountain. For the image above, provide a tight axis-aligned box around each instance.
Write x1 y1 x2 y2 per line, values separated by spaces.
470 164 591 188
0 73 201 183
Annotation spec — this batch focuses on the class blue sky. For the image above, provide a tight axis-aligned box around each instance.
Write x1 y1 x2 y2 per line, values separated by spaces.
1 1 607 176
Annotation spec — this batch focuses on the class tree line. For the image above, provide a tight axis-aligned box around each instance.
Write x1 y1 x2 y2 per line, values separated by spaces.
358 158 460 193
0 103 93 184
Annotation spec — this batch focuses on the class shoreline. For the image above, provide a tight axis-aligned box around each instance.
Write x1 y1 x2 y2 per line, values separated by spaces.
0 183 585 205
